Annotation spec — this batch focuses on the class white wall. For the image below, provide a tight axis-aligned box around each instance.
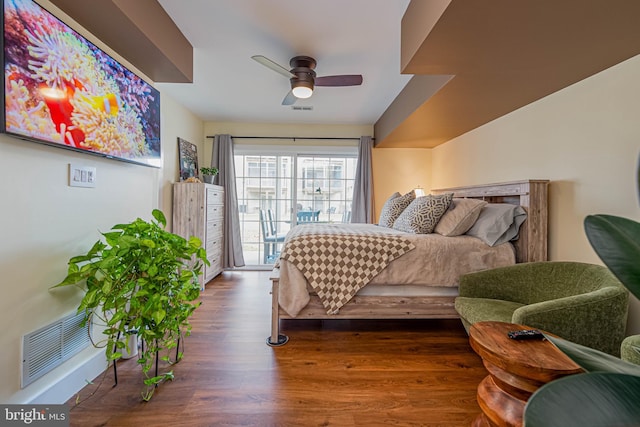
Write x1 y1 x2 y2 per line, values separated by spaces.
431 54 640 334
0 1 204 403
159 97 205 232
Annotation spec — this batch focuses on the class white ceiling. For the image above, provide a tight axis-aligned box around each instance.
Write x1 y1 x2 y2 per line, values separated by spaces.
155 0 412 125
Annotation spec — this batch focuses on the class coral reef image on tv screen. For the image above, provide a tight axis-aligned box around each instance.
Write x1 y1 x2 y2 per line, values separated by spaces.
2 0 161 167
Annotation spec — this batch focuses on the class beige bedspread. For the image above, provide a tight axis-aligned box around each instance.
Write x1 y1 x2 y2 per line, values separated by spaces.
277 223 515 317
279 223 416 315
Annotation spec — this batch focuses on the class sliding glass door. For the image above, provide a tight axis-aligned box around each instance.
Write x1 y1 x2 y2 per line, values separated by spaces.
295 156 356 225
235 149 356 267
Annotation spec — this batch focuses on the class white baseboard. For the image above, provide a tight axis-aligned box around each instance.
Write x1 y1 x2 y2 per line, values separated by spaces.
29 351 107 404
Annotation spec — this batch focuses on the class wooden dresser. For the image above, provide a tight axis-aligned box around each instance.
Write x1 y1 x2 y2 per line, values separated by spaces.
173 183 224 289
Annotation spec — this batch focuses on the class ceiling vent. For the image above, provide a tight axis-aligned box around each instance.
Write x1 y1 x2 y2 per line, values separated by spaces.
291 106 313 111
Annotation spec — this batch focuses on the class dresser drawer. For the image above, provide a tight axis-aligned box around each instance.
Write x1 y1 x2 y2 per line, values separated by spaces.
206 243 222 260
205 257 223 282
206 235 222 253
206 205 223 221
207 188 224 205
206 219 223 237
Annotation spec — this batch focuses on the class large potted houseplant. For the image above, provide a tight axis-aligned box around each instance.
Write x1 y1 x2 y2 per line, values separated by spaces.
53 209 208 400
524 165 640 426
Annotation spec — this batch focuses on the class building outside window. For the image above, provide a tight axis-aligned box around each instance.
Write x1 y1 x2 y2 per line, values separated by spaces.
234 145 357 267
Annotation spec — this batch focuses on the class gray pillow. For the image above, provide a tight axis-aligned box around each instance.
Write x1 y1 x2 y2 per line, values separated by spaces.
378 191 415 228
392 193 453 234
465 203 527 246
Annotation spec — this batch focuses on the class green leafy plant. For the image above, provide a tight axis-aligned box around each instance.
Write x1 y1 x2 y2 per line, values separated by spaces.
200 166 218 176
524 215 640 426
53 209 208 401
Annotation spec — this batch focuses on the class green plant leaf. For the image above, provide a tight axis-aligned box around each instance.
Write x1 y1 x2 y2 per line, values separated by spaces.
544 335 640 376
80 261 99 274
524 372 640 427
67 263 80 275
101 279 112 295
188 236 202 249
52 272 84 287
83 288 99 307
108 310 128 325
143 375 165 386
87 240 106 255
141 239 156 248
152 209 166 227
102 231 124 247
50 209 203 400
197 248 209 265
152 309 166 325
584 214 640 299
147 264 158 277
98 256 118 271
68 254 93 264
134 289 149 298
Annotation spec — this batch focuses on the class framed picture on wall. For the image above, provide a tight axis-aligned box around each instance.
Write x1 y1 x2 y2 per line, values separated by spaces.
178 138 198 181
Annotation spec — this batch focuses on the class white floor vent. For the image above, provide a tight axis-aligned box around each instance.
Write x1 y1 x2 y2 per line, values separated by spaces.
22 311 91 388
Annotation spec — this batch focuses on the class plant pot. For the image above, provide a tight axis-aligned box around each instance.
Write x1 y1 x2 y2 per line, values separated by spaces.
121 333 138 359
202 174 216 184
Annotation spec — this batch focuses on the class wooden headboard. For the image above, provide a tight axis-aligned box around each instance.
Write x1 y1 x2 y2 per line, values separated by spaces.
432 180 549 263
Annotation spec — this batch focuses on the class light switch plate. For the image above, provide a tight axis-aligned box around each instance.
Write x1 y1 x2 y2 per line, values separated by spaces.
69 163 97 188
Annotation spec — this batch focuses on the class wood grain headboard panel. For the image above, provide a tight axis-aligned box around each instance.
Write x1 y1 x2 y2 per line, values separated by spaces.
432 180 549 263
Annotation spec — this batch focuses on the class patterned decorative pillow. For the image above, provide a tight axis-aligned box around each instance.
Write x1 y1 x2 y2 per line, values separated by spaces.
392 193 454 234
378 191 415 228
383 192 401 205
434 198 488 237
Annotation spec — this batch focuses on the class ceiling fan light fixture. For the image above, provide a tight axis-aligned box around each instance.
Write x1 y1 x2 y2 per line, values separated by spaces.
253 54 362 104
291 80 314 99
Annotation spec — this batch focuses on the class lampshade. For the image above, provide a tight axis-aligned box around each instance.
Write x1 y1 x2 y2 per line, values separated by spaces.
291 80 313 99
414 186 425 197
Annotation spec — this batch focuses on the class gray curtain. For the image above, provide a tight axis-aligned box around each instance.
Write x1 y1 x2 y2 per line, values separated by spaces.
350 136 374 223
211 134 245 268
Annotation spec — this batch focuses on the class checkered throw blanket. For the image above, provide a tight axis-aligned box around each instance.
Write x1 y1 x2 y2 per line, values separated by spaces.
279 224 416 314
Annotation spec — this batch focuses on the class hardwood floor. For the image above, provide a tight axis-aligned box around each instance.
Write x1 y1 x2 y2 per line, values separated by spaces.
66 271 487 426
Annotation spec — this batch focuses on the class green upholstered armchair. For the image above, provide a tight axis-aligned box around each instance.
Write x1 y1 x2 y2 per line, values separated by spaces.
455 261 629 356
621 335 640 364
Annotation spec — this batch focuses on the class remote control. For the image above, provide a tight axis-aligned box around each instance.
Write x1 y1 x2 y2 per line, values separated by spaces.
507 329 545 340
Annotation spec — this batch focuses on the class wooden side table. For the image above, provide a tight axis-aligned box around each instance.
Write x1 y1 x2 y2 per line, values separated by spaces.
469 321 583 427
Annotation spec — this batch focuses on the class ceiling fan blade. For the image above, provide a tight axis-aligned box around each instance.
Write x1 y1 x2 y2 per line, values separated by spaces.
282 91 297 106
252 55 296 79
315 75 363 87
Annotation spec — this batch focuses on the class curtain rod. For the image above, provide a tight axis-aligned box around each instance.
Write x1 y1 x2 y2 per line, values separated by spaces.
206 135 373 141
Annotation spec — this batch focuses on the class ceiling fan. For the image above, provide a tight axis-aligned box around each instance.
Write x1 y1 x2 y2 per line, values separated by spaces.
251 55 363 105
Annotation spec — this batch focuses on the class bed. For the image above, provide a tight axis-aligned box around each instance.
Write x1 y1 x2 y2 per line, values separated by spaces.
267 179 549 346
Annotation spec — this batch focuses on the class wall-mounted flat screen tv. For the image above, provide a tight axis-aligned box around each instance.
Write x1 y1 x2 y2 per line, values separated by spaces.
1 0 161 167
